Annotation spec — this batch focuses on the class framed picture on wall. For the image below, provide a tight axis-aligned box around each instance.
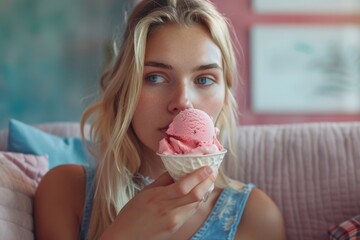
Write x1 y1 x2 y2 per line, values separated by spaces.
250 25 360 113
252 0 360 14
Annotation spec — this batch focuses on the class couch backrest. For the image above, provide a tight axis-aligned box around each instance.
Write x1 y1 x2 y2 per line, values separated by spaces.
1 121 360 239
0 128 8 151
223 121 360 240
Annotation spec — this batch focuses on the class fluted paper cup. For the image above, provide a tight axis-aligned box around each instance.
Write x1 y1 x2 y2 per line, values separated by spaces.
157 150 227 182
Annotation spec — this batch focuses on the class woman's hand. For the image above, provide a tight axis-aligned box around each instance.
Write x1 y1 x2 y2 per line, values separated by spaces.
100 166 217 240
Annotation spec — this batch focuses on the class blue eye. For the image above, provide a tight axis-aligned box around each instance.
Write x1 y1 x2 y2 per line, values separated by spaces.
145 75 165 83
196 77 214 86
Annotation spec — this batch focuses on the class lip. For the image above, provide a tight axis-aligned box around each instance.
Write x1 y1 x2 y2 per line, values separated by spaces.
159 124 170 134
159 126 168 131
159 127 168 133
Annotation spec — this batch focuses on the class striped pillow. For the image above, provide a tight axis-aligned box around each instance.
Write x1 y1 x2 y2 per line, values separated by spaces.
328 215 360 240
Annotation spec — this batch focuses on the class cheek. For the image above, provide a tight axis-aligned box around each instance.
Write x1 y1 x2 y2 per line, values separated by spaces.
192 86 225 120
131 89 165 150
132 92 153 132
132 102 153 149
206 96 225 119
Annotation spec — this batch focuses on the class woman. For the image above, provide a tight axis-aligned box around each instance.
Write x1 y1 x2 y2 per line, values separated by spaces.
35 0 285 239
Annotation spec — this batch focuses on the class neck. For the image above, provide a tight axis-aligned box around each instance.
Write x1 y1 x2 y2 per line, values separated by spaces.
138 146 167 180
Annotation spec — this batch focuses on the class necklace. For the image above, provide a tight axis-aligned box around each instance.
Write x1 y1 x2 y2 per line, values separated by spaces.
134 172 154 190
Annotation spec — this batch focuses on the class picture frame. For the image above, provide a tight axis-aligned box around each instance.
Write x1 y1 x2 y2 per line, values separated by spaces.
250 25 360 113
252 0 360 14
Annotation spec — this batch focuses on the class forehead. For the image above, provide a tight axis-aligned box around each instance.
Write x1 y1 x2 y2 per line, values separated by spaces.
145 23 222 66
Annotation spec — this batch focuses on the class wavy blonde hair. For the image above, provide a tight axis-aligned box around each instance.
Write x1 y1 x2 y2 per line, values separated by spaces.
80 0 240 239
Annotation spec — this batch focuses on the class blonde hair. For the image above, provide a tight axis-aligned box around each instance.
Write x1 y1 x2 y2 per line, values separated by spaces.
80 0 240 239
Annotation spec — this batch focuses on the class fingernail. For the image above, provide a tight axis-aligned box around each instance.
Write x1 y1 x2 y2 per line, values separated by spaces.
205 166 213 175
210 167 218 181
212 167 218 176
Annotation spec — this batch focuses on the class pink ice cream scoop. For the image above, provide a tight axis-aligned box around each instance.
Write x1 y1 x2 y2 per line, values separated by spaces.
158 109 223 155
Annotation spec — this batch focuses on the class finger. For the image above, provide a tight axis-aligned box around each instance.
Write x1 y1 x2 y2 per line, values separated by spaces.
153 200 201 235
165 184 215 227
169 166 217 201
171 173 217 208
144 171 174 189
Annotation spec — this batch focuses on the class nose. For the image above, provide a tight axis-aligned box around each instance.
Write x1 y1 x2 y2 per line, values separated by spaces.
167 82 193 114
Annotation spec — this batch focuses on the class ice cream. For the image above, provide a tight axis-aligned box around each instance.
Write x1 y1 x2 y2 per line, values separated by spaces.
157 109 226 181
158 108 223 155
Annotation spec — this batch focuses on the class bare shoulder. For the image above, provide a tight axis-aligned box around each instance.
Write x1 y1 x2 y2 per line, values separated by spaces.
34 164 86 240
235 187 286 240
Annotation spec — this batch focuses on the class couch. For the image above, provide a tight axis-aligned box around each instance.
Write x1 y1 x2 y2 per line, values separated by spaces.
0 121 359 240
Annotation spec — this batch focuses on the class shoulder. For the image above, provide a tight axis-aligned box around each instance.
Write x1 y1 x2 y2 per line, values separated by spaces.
235 187 286 240
34 164 87 239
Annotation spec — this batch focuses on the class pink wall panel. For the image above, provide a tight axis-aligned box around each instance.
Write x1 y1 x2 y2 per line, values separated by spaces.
212 0 360 125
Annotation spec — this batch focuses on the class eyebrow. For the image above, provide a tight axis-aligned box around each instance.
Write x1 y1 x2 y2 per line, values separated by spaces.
144 61 172 69
195 63 222 71
144 61 222 71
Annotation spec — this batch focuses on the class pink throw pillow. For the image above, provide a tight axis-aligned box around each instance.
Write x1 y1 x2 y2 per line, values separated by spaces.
0 151 49 239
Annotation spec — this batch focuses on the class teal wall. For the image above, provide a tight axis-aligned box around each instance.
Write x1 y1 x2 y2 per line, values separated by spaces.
0 0 134 129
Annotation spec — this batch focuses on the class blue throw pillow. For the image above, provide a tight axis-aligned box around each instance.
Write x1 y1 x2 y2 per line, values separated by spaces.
7 119 93 169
